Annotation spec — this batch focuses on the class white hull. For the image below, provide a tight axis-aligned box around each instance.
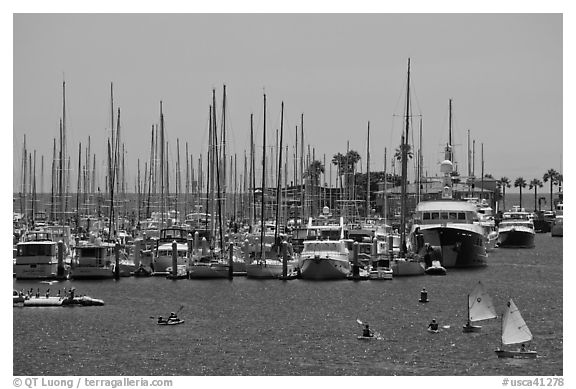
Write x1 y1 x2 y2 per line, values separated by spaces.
70 266 115 279
495 349 537 359
153 256 189 273
14 263 61 280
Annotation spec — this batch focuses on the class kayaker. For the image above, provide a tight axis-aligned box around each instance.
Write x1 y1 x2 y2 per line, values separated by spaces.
362 324 373 337
157 316 165 324
168 312 178 321
428 319 439 331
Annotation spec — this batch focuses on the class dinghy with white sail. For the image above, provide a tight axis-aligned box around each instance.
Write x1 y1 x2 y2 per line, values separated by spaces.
462 281 497 332
495 299 537 358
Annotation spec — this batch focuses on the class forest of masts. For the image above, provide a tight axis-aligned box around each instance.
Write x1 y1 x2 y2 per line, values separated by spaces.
17 79 501 234
16 82 400 232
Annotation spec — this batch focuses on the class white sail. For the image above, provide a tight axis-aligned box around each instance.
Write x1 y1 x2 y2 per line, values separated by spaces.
501 299 533 346
468 281 497 322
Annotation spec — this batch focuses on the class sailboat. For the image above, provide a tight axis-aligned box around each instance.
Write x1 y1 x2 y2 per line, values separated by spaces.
462 281 497 332
390 58 424 277
495 299 537 358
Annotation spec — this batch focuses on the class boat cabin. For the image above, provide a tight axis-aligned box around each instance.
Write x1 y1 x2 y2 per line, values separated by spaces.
16 241 58 259
302 240 349 254
158 227 191 244
412 201 480 225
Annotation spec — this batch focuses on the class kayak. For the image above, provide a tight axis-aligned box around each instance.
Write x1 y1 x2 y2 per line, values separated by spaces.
157 319 185 326
357 335 376 340
427 328 439 334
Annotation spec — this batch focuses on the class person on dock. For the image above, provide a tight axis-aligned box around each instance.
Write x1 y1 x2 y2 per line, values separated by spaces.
520 344 527 352
362 324 373 337
428 319 439 331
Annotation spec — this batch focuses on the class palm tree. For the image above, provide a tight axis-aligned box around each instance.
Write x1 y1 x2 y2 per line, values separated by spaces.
499 177 511 212
306 160 325 217
332 150 361 190
394 143 413 161
543 169 559 211
306 160 325 187
529 178 543 211
514 177 527 209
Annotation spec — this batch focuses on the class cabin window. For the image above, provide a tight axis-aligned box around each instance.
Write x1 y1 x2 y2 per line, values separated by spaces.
423 212 431 220
449 212 458 219
440 212 449 220
458 212 466 220
431 212 439 220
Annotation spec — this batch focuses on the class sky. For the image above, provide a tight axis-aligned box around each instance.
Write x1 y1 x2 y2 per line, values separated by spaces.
11 12 564 195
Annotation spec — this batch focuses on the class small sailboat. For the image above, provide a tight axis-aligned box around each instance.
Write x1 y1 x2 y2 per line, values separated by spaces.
463 281 497 332
495 299 537 358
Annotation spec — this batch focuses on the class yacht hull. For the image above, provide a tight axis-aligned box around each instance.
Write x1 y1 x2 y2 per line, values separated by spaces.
300 257 350 280
497 229 535 248
420 227 487 268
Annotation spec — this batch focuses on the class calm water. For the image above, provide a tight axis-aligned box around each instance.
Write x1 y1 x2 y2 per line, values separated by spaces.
13 233 563 376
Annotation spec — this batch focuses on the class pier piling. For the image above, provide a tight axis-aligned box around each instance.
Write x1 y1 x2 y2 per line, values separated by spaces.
228 243 234 279
352 242 360 279
114 243 120 279
57 240 64 279
172 240 178 278
282 240 288 279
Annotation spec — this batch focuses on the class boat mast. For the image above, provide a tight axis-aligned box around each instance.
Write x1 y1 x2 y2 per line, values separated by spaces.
400 58 411 257
274 102 284 250
159 102 165 229
384 147 387 227
366 121 370 218
260 93 267 261
250 113 255 227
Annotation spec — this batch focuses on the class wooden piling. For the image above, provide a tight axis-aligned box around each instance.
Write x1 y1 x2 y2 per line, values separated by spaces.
57 240 64 279
282 241 288 279
352 241 360 279
228 242 234 279
114 243 120 279
172 240 178 278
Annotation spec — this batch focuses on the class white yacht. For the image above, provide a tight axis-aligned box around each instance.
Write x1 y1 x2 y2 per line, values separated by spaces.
497 207 536 248
152 227 191 274
70 237 116 279
299 239 351 280
14 231 67 280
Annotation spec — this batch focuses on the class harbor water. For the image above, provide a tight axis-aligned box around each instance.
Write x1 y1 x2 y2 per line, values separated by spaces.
13 233 562 376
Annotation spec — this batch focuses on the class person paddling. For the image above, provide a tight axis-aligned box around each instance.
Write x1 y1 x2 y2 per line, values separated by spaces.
428 319 439 331
168 312 178 322
362 324 374 337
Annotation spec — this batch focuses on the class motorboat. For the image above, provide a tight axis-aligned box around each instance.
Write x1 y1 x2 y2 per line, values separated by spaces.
411 199 488 268
299 239 351 280
497 207 535 248
409 100 487 268
14 231 68 280
70 236 116 279
551 215 563 237
152 227 191 274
